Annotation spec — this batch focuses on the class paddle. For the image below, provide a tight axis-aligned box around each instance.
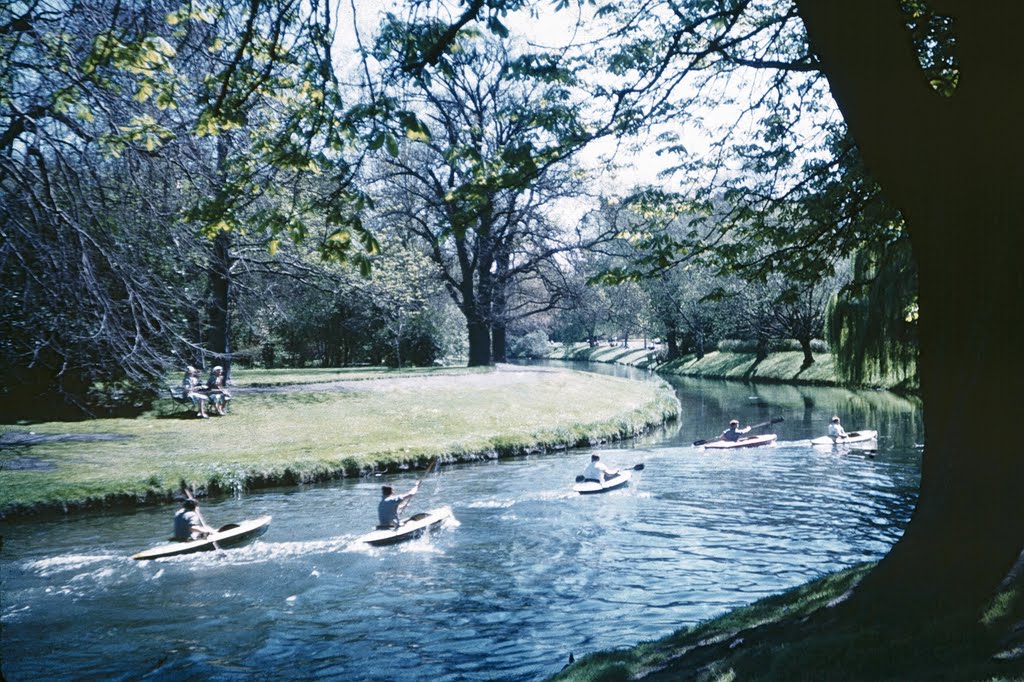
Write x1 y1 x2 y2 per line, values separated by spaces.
575 463 645 483
184 488 222 552
693 416 784 446
398 457 439 516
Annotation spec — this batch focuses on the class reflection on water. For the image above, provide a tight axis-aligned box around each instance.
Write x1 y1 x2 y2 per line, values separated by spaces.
0 367 921 681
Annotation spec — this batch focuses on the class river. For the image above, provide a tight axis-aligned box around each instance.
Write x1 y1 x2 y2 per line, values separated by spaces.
0 362 922 681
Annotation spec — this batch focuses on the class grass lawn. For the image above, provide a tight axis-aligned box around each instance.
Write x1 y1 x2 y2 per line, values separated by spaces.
0 365 679 516
551 344 917 392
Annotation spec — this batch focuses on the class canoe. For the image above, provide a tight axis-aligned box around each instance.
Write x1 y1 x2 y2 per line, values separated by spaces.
811 430 878 447
704 433 778 450
358 506 453 546
573 470 632 494
131 515 272 560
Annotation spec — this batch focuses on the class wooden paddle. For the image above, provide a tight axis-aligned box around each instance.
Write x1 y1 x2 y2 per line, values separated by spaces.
184 487 223 552
693 416 784 446
575 463 645 483
398 457 439 516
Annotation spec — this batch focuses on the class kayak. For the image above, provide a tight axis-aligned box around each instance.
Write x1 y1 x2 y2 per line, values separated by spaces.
131 515 272 560
573 470 632 494
704 434 778 450
811 430 878 447
358 506 453 546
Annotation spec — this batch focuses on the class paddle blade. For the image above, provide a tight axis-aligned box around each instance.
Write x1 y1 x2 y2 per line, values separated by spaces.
771 416 785 424
632 463 645 471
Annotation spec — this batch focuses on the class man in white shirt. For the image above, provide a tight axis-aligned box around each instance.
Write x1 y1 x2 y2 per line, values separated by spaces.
582 454 619 482
828 416 849 439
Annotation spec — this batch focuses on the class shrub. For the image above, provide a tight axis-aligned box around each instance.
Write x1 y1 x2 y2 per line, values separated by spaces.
508 331 552 359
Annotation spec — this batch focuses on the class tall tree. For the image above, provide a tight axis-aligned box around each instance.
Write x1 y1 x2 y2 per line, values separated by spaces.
0 0 374 412
793 1 1024 619
368 26 597 365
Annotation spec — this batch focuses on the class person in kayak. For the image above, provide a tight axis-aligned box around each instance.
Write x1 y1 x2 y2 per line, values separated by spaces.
173 499 214 541
582 454 619 482
720 419 752 442
828 416 849 439
377 481 421 529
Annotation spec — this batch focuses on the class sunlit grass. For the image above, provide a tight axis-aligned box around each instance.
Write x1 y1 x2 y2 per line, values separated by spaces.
218 365 491 387
551 345 914 391
0 366 679 514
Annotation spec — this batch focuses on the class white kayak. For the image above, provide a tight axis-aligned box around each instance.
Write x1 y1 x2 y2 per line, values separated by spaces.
358 506 453 546
131 515 272 560
811 430 878 447
573 470 632 494
704 434 778 450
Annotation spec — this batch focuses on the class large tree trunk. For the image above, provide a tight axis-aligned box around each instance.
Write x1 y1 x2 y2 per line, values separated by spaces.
491 324 507 363
491 251 509 363
798 336 814 370
797 1 1024 618
467 319 492 366
665 322 680 361
208 230 232 379
208 137 232 379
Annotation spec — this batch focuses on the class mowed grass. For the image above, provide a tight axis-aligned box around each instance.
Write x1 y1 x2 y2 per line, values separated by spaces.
0 366 679 515
223 365 491 387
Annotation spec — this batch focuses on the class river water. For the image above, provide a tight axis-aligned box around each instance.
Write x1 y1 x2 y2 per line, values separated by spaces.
0 363 923 681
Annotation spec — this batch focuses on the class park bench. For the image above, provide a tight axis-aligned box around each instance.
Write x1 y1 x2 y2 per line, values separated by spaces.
167 385 191 406
166 385 232 413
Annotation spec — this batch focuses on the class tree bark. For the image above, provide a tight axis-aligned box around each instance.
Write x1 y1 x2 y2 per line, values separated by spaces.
208 231 232 378
207 137 233 379
467 319 492 366
796 0 1024 618
666 324 680 361
798 336 814 370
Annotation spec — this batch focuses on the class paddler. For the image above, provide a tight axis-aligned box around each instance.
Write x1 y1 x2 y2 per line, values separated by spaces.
377 481 421 529
828 416 849 439
173 499 215 541
582 454 619 482
720 419 751 442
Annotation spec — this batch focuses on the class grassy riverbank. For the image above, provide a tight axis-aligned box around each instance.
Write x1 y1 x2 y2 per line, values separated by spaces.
0 365 680 517
549 562 1024 681
549 343 917 392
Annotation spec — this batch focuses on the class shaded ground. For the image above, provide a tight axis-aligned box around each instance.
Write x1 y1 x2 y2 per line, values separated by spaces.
0 432 133 447
550 562 1024 682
